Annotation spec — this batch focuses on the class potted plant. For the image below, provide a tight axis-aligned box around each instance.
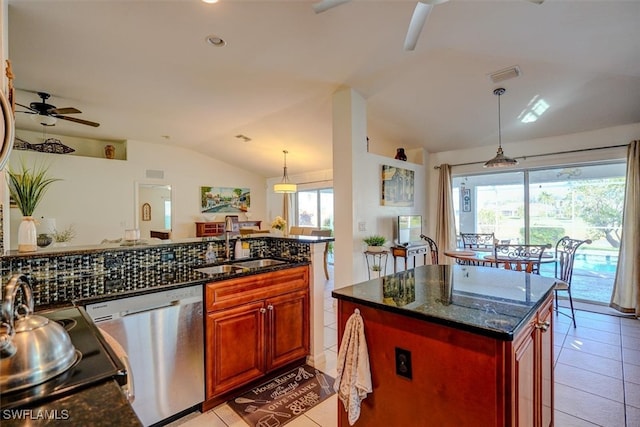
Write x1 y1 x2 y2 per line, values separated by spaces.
364 235 387 252
6 161 60 252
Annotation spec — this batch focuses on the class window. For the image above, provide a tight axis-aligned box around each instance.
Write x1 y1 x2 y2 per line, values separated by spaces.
453 162 625 304
296 188 333 230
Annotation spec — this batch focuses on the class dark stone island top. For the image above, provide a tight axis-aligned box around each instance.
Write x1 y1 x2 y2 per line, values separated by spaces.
332 264 558 340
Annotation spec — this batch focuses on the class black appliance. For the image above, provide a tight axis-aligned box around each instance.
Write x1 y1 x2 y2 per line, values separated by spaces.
1 306 127 409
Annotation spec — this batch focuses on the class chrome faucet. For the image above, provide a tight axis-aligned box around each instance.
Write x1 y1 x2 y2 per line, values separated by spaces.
224 216 234 261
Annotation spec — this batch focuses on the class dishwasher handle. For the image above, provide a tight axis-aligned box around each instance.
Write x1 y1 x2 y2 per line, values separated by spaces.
120 300 180 318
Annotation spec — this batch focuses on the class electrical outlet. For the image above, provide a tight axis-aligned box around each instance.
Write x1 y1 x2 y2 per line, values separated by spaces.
358 221 367 232
395 347 412 380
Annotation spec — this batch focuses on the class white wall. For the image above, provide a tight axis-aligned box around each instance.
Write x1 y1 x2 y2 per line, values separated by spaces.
426 122 640 240
6 138 267 248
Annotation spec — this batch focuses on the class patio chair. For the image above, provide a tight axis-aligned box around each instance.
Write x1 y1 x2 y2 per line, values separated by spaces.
460 233 495 249
419 234 439 264
554 236 592 328
311 229 332 280
492 244 551 274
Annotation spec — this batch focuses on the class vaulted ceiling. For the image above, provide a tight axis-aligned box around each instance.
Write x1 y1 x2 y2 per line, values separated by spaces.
8 0 640 177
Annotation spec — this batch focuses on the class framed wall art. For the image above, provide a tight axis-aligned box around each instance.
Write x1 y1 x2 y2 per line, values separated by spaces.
381 165 414 207
142 203 151 221
200 186 251 214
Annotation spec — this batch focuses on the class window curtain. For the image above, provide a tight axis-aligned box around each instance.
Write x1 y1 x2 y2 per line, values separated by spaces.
610 140 639 317
435 164 457 264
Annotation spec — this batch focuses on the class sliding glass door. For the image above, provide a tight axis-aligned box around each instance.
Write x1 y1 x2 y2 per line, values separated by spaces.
453 162 625 304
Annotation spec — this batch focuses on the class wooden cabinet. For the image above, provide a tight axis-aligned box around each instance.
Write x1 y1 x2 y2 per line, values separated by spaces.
204 266 309 407
195 220 262 237
336 292 554 427
512 296 553 427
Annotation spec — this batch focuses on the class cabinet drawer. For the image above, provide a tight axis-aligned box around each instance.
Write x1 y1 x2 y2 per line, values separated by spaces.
206 266 309 312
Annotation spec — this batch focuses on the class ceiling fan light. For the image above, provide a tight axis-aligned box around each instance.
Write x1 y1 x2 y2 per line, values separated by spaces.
30 114 57 126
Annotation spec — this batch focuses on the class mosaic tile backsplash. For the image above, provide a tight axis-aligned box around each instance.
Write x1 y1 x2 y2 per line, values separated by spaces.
1 237 312 308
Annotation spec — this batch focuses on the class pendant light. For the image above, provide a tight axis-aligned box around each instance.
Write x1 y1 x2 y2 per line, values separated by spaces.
484 87 518 168
273 150 297 193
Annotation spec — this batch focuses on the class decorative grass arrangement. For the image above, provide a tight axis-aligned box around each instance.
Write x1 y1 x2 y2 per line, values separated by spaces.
363 235 387 247
6 161 60 216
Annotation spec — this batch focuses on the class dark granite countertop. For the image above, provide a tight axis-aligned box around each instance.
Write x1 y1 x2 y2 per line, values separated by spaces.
0 380 141 426
332 264 557 340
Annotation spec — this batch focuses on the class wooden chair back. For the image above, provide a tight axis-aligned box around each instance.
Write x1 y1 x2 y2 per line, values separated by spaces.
461 233 495 249
493 244 551 274
419 234 439 264
555 236 592 284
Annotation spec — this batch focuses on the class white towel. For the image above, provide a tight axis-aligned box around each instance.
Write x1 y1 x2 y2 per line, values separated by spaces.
333 308 372 426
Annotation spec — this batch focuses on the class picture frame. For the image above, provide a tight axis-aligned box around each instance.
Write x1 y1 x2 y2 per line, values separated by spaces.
462 188 471 212
381 165 414 207
142 203 151 221
200 186 251 214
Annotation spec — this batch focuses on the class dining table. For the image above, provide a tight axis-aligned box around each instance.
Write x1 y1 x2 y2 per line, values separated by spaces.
444 248 556 268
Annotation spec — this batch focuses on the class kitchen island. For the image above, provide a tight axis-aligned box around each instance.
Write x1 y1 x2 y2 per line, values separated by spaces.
332 264 557 427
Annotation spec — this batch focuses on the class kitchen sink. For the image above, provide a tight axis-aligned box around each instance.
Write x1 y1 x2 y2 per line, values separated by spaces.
195 265 248 275
231 259 287 269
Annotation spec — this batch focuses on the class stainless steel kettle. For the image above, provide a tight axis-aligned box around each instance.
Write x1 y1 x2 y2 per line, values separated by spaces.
0 275 78 393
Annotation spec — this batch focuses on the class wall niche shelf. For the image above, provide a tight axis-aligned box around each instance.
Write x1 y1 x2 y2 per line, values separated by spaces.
14 129 127 161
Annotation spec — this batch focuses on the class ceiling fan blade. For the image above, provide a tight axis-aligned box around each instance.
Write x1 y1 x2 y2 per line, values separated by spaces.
312 0 351 14
404 2 433 51
49 107 82 115
57 115 100 127
16 102 37 113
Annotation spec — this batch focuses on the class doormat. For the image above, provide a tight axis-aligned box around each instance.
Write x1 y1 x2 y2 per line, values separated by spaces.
228 364 335 427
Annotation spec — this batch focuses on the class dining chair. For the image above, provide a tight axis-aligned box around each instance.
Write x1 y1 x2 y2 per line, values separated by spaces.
419 234 439 264
311 229 332 280
554 236 592 328
289 226 305 235
460 233 495 249
493 244 551 274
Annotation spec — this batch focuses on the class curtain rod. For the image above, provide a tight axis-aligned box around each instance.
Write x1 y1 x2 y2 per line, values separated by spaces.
433 143 629 169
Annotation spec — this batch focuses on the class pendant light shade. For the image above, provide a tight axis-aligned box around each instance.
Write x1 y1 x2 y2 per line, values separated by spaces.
273 150 297 193
484 87 518 168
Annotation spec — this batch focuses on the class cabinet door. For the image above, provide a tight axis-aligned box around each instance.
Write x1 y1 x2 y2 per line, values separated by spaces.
206 301 266 398
266 290 310 371
538 300 553 427
514 322 536 427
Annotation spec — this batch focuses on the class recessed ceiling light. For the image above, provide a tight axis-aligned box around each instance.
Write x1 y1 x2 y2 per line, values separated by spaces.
206 34 226 47
202 0 219 4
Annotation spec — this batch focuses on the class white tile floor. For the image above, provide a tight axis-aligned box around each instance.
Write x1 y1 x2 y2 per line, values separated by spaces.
171 272 640 427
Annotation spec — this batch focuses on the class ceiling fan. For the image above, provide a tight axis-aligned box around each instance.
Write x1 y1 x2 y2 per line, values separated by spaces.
16 91 100 128
312 0 544 51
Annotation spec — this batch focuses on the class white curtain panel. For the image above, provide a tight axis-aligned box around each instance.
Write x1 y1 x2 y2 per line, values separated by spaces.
610 141 640 317
435 164 457 265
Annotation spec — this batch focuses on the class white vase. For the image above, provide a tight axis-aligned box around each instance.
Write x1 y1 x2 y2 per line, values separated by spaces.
271 229 283 237
18 216 38 253
367 246 385 252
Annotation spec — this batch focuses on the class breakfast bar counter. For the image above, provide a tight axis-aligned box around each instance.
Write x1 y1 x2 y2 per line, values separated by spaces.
332 265 557 427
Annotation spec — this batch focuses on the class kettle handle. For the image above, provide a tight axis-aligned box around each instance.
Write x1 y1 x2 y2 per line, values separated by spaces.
0 275 33 357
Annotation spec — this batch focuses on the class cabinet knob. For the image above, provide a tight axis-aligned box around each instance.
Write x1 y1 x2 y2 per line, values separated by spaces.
260 308 266 314
535 321 550 332
267 304 274 311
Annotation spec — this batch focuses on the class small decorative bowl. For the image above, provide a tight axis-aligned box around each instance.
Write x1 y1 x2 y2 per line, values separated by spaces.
37 234 53 248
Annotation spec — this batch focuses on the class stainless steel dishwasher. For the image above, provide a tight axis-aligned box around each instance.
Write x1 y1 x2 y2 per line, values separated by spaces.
85 285 203 426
